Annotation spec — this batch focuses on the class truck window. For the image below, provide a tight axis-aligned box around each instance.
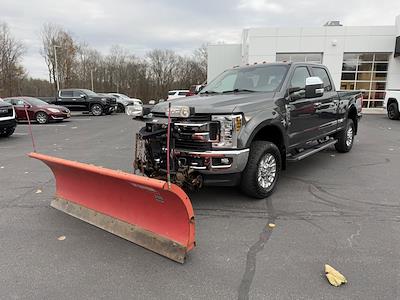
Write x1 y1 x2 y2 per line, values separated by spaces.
73 91 84 98
290 67 310 90
312 67 332 91
60 91 73 97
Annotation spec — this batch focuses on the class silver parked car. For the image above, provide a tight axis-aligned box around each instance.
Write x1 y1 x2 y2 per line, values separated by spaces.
107 93 143 114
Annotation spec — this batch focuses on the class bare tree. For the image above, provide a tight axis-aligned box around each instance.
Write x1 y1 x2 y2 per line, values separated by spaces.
40 23 77 91
0 22 25 97
146 49 180 98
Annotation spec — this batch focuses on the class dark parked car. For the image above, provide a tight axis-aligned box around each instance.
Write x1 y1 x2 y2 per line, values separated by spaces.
51 89 117 116
3 97 70 124
0 99 17 137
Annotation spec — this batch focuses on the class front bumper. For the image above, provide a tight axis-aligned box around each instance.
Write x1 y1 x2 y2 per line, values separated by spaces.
50 112 71 120
174 148 249 174
126 106 143 117
0 118 17 131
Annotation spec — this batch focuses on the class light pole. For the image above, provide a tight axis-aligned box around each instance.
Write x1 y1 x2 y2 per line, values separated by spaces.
91 69 94 91
53 45 61 91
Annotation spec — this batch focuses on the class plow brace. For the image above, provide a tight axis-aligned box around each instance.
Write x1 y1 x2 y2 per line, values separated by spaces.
29 152 195 263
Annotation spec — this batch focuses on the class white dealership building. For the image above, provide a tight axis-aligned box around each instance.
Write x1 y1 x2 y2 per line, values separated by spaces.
207 15 400 109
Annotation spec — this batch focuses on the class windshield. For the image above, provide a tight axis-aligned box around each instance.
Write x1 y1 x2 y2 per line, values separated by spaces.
25 97 48 106
81 89 98 96
201 65 288 94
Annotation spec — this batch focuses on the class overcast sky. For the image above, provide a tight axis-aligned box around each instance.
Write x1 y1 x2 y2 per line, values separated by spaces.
1 0 400 79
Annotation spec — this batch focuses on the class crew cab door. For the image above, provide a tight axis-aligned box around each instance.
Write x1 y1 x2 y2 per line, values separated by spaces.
287 66 321 147
57 90 74 109
72 91 88 111
310 66 339 136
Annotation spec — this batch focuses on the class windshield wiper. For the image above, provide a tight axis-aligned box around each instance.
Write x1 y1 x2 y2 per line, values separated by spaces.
222 89 256 93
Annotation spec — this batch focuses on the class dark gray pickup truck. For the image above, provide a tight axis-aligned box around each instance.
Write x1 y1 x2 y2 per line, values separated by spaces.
135 62 362 198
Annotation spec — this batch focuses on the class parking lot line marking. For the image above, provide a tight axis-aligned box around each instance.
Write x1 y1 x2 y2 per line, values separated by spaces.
19 124 67 127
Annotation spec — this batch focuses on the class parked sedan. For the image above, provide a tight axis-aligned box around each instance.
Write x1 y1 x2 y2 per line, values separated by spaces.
3 97 70 124
106 93 139 113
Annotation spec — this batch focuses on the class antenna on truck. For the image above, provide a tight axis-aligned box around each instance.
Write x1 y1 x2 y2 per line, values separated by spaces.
166 102 172 189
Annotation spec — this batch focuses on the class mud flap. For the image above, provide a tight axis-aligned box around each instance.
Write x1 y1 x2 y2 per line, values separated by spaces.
29 152 195 263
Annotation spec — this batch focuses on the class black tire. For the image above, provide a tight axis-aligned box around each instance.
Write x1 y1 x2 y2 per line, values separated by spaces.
116 104 125 113
35 111 48 124
240 141 281 199
0 127 15 137
387 102 400 120
334 119 355 153
91 104 103 116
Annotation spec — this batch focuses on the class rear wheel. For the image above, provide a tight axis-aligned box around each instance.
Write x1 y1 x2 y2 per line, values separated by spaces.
35 111 48 124
240 141 281 199
335 119 354 153
91 104 103 116
387 102 400 120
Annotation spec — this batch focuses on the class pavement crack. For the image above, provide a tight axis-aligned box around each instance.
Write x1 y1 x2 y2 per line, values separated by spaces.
238 198 276 300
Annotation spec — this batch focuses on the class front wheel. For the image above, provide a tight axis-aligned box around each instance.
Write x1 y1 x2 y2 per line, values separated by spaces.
0 127 15 137
387 102 400 120
240 141 281 199
91 104 103 116
35 112 48 124
335 119 355 153
116 104 125 113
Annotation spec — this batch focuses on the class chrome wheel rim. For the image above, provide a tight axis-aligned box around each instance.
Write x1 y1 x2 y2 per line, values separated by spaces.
257 153 277 189
36 113 47 124
346 126 353 147
92 105 102 116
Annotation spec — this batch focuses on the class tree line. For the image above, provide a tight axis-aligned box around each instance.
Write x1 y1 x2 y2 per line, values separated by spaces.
0 22 207 102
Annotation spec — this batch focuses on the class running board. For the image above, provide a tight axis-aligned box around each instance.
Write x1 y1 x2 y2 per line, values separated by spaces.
287 139 337 162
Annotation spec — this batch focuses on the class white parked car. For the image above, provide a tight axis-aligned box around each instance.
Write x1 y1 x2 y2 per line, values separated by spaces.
383 90 400 120
107 93 143 113
167 90 189 100
126 99 143 118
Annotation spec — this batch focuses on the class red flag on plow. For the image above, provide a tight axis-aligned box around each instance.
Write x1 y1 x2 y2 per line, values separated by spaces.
29 152 195 263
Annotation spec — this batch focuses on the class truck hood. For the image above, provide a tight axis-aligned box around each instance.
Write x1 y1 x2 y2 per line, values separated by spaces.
0 101 12 108
151 92 276 114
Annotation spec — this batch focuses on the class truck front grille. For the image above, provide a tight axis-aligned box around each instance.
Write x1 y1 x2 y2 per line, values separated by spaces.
0 108 13 118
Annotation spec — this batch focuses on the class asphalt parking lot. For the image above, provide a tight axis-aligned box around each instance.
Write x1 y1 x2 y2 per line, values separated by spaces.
0 113 399 299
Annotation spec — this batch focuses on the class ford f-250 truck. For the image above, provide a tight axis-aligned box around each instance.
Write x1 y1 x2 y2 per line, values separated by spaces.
135 62 362 198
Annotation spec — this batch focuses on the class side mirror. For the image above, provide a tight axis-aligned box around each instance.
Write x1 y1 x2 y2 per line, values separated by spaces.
80 94 87 99
305 77 324 98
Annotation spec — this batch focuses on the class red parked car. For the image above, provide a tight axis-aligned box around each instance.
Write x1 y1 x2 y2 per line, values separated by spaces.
3 97 70 124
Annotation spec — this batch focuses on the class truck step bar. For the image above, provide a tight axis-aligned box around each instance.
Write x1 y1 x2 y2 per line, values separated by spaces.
287 139 338 162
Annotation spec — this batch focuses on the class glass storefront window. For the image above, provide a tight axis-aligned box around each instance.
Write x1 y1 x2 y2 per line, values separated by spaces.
276 53 322 63
357 72 372 81
340 53 390 108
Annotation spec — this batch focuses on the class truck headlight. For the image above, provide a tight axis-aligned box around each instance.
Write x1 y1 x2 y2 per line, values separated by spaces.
212 114 242 148
165 106 191 118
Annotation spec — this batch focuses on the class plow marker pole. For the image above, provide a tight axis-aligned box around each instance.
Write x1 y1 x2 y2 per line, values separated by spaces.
29 152 195 263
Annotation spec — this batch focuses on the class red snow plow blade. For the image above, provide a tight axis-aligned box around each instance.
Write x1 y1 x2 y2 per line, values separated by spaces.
29 152 195 263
